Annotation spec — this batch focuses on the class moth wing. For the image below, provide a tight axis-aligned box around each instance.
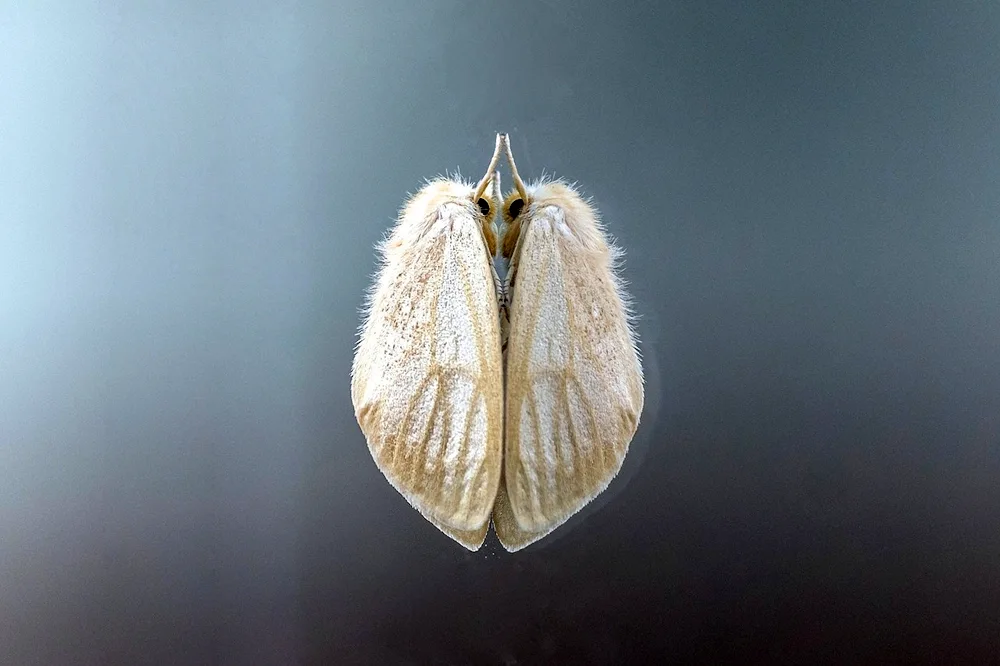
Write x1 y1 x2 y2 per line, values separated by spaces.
351 201 503 543
493 264 551 552
503 203 644 540
492 472 553 552
428 514 490 551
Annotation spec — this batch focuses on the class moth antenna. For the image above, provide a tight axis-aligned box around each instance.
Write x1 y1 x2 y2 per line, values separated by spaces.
500 134 528 202
474 133 505 202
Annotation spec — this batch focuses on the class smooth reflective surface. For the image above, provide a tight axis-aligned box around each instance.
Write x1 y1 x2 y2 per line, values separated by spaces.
2 2 999 662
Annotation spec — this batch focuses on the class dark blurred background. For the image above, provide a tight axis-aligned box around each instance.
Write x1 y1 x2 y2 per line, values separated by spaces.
2 1 999 663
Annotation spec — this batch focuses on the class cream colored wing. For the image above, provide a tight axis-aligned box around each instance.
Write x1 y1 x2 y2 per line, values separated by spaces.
351 184 503 547
492 471 552 552
428 514 491 551
501 188 643 548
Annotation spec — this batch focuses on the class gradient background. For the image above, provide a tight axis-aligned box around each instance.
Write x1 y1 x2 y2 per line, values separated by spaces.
3 1 1000 663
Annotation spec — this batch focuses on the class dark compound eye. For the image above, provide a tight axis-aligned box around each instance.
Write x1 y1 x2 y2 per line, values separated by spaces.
477 198 490 216
508 198 524 219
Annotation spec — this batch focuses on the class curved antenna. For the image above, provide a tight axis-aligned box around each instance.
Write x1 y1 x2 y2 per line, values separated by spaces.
473 133 505 202
499 133 528 202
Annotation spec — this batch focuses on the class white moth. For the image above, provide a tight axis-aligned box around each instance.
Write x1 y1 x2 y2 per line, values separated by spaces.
351 134 643 552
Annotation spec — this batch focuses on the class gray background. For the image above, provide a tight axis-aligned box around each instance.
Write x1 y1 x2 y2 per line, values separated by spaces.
3 1 999 663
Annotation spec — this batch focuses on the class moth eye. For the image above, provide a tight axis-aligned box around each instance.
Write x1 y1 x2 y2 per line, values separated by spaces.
507 198 524 219
477 198 491 216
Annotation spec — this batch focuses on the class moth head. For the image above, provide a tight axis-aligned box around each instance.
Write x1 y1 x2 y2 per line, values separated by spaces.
498 138 600 258
471 134 508 257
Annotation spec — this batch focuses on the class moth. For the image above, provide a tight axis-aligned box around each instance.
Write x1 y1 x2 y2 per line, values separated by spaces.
351 134 643 552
